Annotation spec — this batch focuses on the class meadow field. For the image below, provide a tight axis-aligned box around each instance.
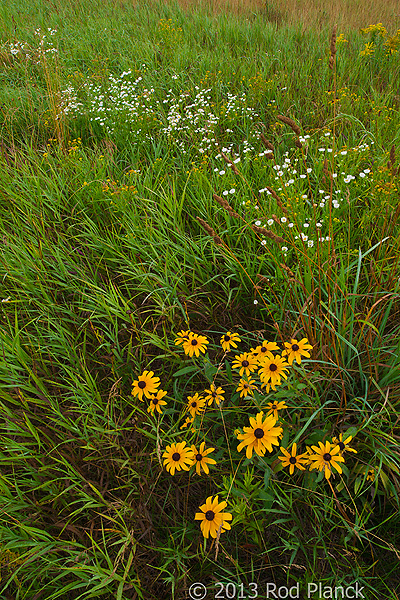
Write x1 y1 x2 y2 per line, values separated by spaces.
0 0 399 598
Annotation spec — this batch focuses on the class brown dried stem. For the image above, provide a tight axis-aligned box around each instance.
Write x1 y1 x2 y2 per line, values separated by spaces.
196 217 224 245
213 193 240 218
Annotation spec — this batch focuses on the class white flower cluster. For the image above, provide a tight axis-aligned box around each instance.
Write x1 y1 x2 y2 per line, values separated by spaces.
59 75 262 155
2 28 58 64
251 131 375 255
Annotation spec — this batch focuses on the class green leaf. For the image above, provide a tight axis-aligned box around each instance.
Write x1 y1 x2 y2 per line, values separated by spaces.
173 365 199 377
280 428 290 448
224 359 233 383
263 466 271 489
204 359 218 382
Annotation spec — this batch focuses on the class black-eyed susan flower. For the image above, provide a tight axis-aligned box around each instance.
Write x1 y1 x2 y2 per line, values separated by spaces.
308 441 345 480
220 331 241 351
186 393 206 417
194 495 232 539
147 389 168 414
162 441 195 475
182 332 209 357
266 400 288 420
174 330 191 345
365 468 375 482
232 352 258 377
236 378 257 398
132 370 161 401
237 411 282 459
282 338 313 365
331 433 357 455
204 383 225 407
180 416 195 430
258 355 289 388
278 443 309 474
252 340 280 361
191 442 216 475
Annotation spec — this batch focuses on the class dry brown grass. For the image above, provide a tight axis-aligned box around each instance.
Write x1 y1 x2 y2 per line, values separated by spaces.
160 0 400 31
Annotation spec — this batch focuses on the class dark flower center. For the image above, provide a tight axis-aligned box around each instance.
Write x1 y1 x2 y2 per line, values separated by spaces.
205 510 215 521
323 453 332 461
153 398 159 405
254 428 265 439
338 442 345 451
243 383 249 389
138 381 146 389
191 339 198 346
261 347 267 352
172 452 181 461
212 392 217 397
224 335 231 341
191 401 197 408
242 360 249 367
196 454 203 461
269 364 278 371
289 457 297 464
292 344 299 351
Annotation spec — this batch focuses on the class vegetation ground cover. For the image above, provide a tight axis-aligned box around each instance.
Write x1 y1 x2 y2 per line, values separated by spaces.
0 0 399 598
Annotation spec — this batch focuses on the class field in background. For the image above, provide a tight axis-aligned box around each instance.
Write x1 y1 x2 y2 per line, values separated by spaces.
0 0 399 598
160 0 400 30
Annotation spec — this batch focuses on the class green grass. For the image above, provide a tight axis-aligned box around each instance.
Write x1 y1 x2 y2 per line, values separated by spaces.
0 1 399 598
